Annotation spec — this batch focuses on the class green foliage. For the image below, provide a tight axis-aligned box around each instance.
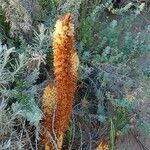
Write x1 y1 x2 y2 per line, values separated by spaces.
65 120 75 145
77 0 150 148
137 119 150 136
0 0 32 36
0 7 10 41
0 41 42 124
10 69 42 125
111 97 132 133
32 24 51 53
38 0 59 9
110 119 115 150
79 9 149 66
0 42 41 149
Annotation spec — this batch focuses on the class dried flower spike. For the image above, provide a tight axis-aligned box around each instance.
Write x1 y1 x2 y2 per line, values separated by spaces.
42 82 57 150
53 12 78 149
96 138 109 150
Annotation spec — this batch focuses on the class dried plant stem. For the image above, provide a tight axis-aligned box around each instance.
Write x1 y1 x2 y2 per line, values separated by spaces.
56 133 64 150
45 144 50 150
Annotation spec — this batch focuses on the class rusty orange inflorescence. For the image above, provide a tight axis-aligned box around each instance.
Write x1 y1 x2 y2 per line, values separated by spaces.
42 13 79 150
96 138 109 150
42 82 57 149
53 12 78 149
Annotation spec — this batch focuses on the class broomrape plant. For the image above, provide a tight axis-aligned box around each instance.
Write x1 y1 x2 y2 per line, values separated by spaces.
42 13 79 150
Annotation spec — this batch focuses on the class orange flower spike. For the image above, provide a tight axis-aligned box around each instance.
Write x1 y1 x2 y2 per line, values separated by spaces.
96 138 109 150
53 13 78 149
42 82 57 150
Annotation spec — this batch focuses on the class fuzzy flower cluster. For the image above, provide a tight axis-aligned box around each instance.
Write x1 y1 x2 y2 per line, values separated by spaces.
42 13 79 150
53 13 78 149
96 138 109 150
42 82 56 148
